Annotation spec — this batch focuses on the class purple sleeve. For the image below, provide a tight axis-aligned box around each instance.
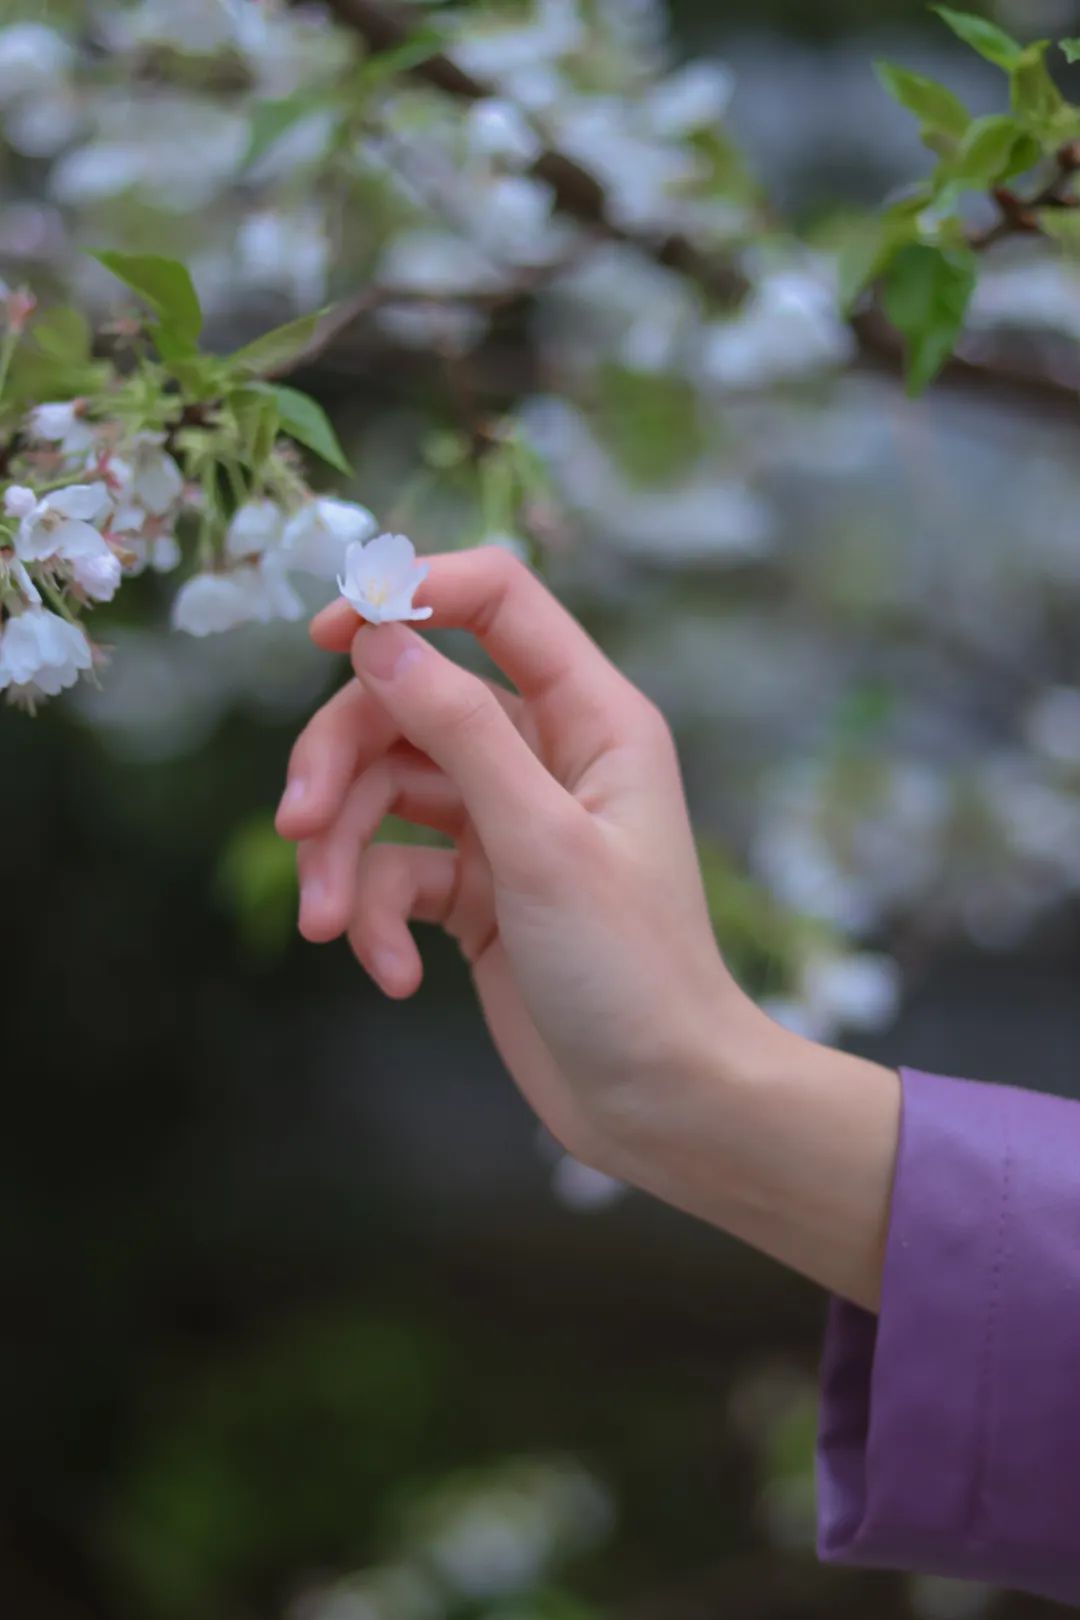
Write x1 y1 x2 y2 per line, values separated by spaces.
817 1067 1080 1604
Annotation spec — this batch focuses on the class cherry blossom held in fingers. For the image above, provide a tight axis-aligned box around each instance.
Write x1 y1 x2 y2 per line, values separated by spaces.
336 532 433 625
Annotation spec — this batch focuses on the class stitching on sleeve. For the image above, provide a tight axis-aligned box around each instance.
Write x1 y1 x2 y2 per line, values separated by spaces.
968 1095 1012 1544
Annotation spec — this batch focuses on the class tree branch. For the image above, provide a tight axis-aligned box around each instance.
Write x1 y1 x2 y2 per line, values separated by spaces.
967 143 1080 249
308 0 747 303
293 2 1080 414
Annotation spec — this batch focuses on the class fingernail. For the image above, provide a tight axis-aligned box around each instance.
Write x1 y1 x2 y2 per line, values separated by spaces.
280 777 307 811
357 623 424 682
373 946 405 984
300 876 325 912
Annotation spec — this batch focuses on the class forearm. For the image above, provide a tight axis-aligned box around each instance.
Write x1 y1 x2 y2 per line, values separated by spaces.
606 1010 902 1311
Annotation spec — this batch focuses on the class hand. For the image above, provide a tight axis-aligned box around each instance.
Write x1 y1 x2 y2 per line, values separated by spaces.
277 550 900 1311
276 549 766 1172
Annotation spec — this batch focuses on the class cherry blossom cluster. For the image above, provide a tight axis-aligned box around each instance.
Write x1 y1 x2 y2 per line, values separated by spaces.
0 411 418 707
0 269 431 707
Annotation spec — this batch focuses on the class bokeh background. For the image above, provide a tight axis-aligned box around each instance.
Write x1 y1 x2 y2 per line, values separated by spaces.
6 1 1080 1617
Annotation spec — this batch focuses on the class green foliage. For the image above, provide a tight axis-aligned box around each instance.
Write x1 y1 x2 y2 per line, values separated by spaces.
1062 37 1080 64
107 1313 437 1619
696 842 830 997
216 813 297 958
932 6 1023 71
946 111 1039 185
31 303 93 364
244 92 327 167
594 364 705 487
227 311 324 376
264 382 353 475
1010 41 1080 143
2 301 107 410
874 60 970 151
358 26 448 87
835 196 925 312
1036 206 1080 253
94 251 203 353
882 241 977 395
228 386 282 471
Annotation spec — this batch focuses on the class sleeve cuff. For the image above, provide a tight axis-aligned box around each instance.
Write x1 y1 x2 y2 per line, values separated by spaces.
817 1066 1080 1604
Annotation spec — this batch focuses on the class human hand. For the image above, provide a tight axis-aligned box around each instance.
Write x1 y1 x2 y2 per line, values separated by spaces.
275 549 771 1175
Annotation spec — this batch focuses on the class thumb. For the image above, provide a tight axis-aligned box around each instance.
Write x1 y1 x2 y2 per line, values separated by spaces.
352 622 576 876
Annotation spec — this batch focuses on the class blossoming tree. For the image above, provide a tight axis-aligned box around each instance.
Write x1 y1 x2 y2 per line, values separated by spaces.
5 0 1080 1048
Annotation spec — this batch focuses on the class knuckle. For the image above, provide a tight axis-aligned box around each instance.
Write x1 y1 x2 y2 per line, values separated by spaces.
438 679 495 740
544 797 599 865
466 549 522 641
475 543 524 592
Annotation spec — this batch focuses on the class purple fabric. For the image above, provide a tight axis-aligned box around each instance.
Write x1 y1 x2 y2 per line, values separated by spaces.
818 1067 1080 1604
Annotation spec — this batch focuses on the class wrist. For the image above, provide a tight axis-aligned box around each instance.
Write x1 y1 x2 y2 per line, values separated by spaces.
591 981 791 1181
591 991 900 1308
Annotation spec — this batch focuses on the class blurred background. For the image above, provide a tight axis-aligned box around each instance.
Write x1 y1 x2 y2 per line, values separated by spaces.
5 1 1080 1617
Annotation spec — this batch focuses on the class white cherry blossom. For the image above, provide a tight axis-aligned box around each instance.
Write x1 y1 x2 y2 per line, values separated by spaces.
71 549 123 603
465 98 543 167
451 0 584 80
801 953 902 1035
235 207 330 309
3 484 37 521
337 533 433 625
644 61 735 138
0 606 92 697
0 24 73 106
109 433 184 517
99 0 244 56
125 534 182 576
695 264 855 392
15 484 112 563
28 401 95 459
225 499 285 561
172 573 256 637
172 557 303 637
281 497 377 580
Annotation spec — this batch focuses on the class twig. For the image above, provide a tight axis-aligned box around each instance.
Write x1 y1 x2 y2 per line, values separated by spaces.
967 143 1080 250
301 0 747 304
289 2 1080 412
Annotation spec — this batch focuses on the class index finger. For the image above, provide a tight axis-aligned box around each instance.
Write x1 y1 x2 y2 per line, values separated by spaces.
311 549 628 710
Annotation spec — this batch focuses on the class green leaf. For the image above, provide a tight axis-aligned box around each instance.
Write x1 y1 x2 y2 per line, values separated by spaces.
835 195 926 311
594 364 706 486
216 814 298 959
933 7 1023 70
245 93 324 167
882 242 977 395
6 349 107 410
30 304 92 364
227 312 323 377
265 383 351 475
1062 38 1080 64
1010 40 1076 140
359 26 445 87
229 387 281 469
1035 206 1080 254
947 112 1040 184
874 60 970 142
93 252 202 347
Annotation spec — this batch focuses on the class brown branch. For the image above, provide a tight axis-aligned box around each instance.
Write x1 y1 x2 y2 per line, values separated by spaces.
291 3 1080 413
852 304 1080 414
967 145 1080 250
307 0 747 303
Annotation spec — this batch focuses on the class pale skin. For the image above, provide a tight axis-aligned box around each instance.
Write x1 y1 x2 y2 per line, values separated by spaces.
276 550 901 1313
